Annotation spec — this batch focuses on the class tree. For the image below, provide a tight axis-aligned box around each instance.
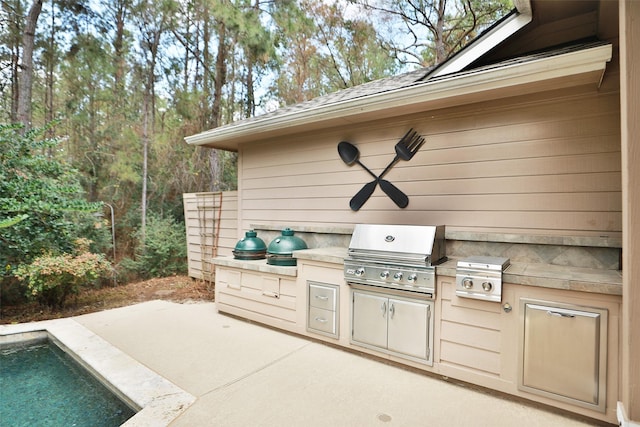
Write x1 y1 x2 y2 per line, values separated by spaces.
272 0 397 106
0 0 25 122
16 0 43 131
351 0 512 67
133 0 173 242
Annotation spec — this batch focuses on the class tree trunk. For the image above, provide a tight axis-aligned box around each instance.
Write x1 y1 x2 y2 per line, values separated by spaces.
44 1 55 140
113 0 128 120
435 0 447 64
206 20 228 192
8 0 23 123
138 4 164 243
141 88 150 243
17 0 43 132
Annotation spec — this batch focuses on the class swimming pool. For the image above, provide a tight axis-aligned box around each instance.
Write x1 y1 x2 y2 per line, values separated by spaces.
0 319 195 426
1 335 135 426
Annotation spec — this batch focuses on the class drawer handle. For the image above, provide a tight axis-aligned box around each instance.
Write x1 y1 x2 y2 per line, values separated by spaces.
314 317 328 323
546 310 574 318
315 295 329 301
262 291 280 299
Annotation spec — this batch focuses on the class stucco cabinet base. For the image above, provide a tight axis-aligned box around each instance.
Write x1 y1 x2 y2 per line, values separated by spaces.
435 276 620 425
214 255 620 425
215 265 299 334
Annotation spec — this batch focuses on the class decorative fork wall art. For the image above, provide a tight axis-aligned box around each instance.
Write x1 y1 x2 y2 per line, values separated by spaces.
337 129 425 211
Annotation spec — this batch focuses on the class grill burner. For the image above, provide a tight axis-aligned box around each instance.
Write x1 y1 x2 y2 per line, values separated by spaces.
455 256 510 302
344 224 445 296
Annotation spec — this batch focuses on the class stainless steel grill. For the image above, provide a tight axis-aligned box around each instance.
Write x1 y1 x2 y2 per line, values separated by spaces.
344 224 446 297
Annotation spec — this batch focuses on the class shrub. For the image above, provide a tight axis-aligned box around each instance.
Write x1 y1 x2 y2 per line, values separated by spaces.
14 242 113 308
122 214 187 280
1 123 103 290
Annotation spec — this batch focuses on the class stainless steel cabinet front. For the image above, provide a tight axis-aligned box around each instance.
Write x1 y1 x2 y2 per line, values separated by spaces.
309 283 337 311
307 282 339 338
352 291 388 349
351 288 433 365
308 306 337 335
387 298 429 360
519 299 608 413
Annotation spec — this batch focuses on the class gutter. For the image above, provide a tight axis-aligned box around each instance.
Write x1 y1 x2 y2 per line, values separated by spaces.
185 42 612 150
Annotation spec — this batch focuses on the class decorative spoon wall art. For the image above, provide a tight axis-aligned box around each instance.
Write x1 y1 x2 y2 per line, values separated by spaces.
337 129 425 211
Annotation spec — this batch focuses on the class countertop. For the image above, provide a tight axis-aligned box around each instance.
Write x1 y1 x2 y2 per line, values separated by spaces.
436 258 622 296
214 247 622 296
211 257 298 277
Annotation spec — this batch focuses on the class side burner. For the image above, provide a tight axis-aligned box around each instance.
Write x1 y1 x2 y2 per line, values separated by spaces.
455 256 510 302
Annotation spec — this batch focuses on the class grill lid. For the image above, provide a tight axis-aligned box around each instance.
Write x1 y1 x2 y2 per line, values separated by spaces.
347 224 446 266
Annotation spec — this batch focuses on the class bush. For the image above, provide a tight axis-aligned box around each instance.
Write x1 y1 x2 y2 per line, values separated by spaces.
14 240 113 308
1 123 102 289
122 214 187 280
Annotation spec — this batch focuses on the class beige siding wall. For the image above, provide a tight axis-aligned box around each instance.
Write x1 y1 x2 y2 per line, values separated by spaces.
238 83 621 239
183 191 238 279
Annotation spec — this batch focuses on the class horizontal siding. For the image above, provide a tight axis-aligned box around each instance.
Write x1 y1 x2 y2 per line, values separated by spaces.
239 86 621 238
183 191 238 280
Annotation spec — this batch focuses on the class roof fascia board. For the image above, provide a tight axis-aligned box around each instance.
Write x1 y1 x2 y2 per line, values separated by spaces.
428 0 533 79
185 43 611 149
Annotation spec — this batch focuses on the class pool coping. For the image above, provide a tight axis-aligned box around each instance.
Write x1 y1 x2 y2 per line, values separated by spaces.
0 318 195 426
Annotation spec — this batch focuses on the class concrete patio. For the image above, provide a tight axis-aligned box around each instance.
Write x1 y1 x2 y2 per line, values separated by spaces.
3 300 607 426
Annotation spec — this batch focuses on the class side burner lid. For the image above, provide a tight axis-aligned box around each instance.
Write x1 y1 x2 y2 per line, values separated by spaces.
456 256 510 271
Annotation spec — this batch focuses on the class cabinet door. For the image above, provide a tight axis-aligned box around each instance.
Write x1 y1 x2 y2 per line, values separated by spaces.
520 300 607 412
218 268 241 290
387 298 430 360
352 291 388 349
261 276 280 299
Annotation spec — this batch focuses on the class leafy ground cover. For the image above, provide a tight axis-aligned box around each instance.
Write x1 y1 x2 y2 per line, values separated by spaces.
0 276 214 324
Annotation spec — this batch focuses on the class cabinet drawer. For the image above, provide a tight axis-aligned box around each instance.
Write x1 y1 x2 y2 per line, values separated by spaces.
262 276 280 299
308 307 337 336
309 283 337 310
218 268 241 290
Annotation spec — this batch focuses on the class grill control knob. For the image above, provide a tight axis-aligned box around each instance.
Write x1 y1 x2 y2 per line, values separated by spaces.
482 281 493 292
407 274 418 283
380 271 390 280
463 278 473 289
355 267 365 277
393 272 403 281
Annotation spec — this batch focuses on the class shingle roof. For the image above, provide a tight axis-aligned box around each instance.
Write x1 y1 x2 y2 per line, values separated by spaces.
224 67 432 130
220 40 606 131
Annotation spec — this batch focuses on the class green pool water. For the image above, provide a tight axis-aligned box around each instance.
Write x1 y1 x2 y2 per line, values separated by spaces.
0 338 135 427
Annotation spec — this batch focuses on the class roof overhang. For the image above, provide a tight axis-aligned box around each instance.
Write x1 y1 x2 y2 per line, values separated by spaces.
427 0 533 79
185 42 612 151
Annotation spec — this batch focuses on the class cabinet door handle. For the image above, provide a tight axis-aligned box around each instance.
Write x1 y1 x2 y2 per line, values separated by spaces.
314 317 328 323
315 295 329 301
262 291 279 299
381 301 387 317
389 302 395 319
546 310 575 318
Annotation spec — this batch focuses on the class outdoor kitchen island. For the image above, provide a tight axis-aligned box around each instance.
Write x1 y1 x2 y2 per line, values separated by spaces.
212 242 621 425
